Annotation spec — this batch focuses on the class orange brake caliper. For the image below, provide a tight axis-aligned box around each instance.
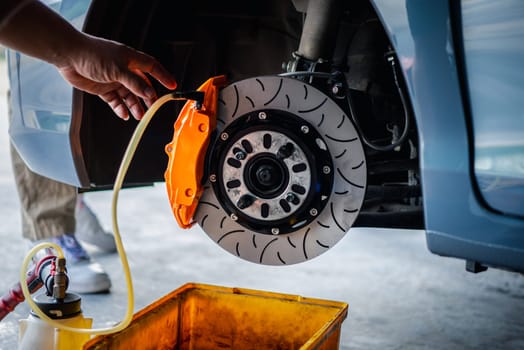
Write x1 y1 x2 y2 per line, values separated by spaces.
164 76 227 228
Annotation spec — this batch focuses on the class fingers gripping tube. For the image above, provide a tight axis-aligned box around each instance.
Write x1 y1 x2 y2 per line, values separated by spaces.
164 75 228 228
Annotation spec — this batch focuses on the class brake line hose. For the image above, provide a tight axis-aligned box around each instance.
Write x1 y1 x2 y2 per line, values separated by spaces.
19 92 182 336
346 53 411 152
282 54 411 152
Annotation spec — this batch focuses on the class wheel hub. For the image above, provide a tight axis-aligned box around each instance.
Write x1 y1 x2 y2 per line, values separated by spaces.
209 110 334 234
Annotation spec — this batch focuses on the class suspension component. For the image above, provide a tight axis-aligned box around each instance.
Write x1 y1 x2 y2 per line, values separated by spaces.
297 0 340 62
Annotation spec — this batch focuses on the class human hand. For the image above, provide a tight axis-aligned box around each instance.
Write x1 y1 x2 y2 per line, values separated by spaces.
56 35 177 120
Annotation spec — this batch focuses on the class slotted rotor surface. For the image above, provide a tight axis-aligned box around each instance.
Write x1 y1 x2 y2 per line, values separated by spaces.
195 76 366 265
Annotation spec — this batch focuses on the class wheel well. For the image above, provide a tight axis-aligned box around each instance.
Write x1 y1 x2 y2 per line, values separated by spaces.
80 0 423 229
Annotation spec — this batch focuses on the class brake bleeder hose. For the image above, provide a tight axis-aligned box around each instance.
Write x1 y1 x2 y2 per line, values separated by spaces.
19 93 182 336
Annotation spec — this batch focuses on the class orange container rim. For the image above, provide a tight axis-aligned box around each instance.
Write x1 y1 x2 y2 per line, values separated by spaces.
84 282 348 350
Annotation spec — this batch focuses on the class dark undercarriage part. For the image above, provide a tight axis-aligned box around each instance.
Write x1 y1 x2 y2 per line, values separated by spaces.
80 0 423 234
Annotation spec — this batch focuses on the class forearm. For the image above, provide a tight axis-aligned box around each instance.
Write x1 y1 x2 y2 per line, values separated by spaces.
0 0 177 121
0 0 85 67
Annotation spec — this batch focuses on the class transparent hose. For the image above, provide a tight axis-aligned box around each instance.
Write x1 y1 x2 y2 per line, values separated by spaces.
19 93 179 335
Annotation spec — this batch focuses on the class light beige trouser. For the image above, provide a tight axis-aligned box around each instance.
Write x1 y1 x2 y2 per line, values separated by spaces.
10 144 77 241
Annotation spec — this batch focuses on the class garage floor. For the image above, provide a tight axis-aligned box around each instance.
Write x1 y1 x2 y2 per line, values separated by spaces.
0 59 523 350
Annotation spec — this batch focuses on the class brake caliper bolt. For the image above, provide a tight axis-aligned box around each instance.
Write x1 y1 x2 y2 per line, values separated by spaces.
301 125 309 134
209 174 217 183
309 208 318 216
323 166 331 174
258 111 267 120
230 213 238 221
220 132 229 141
271 228 280 235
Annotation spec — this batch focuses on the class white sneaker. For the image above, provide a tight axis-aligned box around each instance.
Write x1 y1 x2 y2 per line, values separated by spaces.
48 234 112 294
75 197 116 253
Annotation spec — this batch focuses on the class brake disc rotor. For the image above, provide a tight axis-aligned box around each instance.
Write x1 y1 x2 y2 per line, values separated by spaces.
194 76 366 265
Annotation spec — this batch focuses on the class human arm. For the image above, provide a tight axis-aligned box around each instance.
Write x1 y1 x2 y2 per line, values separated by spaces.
0 0 177 120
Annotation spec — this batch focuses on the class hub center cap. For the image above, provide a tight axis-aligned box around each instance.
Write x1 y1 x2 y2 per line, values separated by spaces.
246 154 288 199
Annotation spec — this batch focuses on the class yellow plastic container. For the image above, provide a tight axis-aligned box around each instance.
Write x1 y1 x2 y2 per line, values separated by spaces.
83 283 348 350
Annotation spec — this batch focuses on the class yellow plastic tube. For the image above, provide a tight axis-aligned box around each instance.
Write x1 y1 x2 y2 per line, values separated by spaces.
19 93 181 336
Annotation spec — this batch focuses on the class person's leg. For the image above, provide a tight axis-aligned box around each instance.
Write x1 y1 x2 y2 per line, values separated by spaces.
10 142 77 241
75 194 117 253
10 143 112 293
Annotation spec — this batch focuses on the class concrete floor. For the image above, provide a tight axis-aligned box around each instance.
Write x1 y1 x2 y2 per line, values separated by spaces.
0 58 523 349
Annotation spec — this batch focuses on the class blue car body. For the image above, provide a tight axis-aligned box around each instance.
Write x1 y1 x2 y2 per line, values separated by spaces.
373 0 524 271
7 0 524 271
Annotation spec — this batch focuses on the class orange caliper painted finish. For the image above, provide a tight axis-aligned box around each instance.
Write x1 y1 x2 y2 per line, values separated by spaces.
164 76 227 228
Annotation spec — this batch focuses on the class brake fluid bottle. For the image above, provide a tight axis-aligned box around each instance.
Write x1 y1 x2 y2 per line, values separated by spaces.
19 293 92 350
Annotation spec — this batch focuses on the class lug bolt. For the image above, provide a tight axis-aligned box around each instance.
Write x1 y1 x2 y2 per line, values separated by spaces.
301 125 309 134
209 174 217 183
230 213 238 221
323 166 331 174
271 228 280 235
277 142 295 160
286 193 300 205
258 111 267 120
220 132 229 141
309 208 318 216
235 151 246 160
237 194 255 209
